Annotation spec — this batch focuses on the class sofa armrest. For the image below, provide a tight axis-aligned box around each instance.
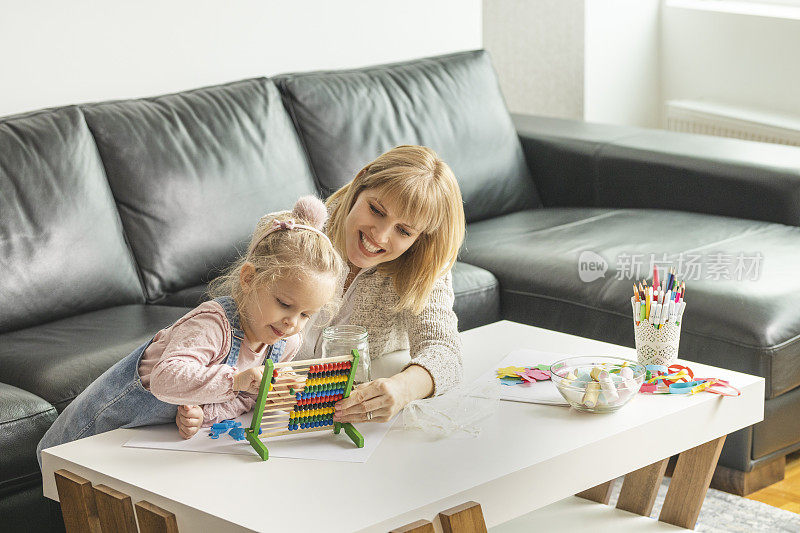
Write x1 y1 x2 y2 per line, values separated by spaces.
0 383 57 490
513 113 800 226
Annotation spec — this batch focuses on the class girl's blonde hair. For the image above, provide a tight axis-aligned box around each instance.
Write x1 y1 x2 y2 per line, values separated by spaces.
326 145 466 315
208 198 345 325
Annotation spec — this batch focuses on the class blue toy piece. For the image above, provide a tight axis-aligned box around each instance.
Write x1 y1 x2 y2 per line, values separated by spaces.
208 419 242 439
229 427 246 441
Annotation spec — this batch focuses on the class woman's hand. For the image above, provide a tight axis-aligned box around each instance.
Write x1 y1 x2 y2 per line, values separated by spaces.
176 404 203 439
333 365 434 423
333 378 406 423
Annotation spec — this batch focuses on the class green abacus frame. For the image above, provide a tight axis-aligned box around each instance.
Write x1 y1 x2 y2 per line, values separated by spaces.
245 349 365 460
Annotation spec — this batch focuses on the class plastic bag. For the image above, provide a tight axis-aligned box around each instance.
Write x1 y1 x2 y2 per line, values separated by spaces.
402 380 501 438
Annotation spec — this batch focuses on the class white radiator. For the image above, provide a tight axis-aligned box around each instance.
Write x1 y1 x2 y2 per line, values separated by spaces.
665 99 800 147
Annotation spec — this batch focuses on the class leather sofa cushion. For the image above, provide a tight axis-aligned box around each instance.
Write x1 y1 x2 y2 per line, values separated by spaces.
0 383 57 495
157 262 501 332
753 384 800 460
462 207 800 399
452 262 501 331
82 78 318 303
0 107 144 333
158 284 210 308
276 50 538 222
0 305 191 412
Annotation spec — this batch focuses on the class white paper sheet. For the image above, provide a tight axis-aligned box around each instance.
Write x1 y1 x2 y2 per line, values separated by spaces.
123 410 396 462
476 348 574 406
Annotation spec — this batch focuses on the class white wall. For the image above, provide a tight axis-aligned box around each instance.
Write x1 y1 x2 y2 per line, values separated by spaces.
483 0 661 127
483 0 585 119
584 0 661 128
0 0 482 117
663 3 800 120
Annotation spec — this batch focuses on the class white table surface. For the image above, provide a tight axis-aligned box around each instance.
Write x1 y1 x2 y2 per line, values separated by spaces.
42 321 764 532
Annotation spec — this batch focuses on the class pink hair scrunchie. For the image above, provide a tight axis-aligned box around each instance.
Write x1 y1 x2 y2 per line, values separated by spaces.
247 196 332 257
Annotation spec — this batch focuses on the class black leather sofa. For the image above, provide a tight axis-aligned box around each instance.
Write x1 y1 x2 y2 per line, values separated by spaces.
2 50 799 531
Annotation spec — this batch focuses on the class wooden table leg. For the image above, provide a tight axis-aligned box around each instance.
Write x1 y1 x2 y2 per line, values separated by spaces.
616 458 669 516
575 480 615 504
438 501 488 533
54 469 101 533
659 435 726 529
93 484 138 533
135 501 180 533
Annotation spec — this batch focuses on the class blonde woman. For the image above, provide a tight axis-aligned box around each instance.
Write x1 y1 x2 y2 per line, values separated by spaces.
313 144 467 424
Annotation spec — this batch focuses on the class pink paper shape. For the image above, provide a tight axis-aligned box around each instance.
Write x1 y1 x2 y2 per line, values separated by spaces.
530 369 551 381
640 382 657 393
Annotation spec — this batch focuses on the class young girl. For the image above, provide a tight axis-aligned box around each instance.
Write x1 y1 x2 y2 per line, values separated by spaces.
37 196 344 462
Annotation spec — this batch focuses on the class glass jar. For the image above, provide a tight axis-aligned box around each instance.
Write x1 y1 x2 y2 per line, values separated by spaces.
322 325 370 384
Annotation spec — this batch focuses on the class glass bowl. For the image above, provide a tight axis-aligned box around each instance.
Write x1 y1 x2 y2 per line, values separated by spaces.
550 356 645 413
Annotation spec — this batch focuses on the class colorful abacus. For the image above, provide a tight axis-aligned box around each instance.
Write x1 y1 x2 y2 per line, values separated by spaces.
288 361 350 430
244 349 364 460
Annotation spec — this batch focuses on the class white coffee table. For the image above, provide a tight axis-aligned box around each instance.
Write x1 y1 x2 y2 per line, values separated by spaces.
41 321 764 532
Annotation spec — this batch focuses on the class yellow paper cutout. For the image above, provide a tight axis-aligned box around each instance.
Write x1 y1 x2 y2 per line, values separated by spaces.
496 366 527 378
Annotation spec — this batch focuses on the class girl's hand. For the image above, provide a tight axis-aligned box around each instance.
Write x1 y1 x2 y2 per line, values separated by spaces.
176 405 203 439
333 378 407 424
233 366 264 394
272 370 301 394
264 372 301 413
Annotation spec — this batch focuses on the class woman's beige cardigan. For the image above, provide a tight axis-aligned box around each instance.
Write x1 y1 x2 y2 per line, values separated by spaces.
335 265 463 396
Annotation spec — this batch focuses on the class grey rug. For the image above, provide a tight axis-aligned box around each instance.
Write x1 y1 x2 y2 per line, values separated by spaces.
608 477 800 532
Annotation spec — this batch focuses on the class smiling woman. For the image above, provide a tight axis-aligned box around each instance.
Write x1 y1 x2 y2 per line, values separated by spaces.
296 145 467 425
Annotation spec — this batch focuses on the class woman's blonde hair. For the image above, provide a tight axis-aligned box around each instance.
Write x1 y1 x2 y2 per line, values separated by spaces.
326 145 466 315
208 199 345 326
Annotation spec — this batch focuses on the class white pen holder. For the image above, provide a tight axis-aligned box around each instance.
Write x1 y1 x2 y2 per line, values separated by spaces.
631 296 683 366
